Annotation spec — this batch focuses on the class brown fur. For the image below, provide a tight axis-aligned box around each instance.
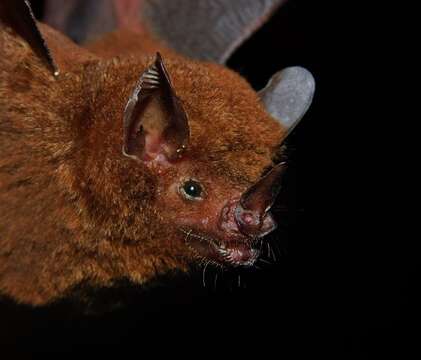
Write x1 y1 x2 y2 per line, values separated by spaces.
0 22 285 305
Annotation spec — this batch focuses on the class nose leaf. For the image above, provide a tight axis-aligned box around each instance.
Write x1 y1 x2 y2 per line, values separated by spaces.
240 163 286 214
235 163 286 236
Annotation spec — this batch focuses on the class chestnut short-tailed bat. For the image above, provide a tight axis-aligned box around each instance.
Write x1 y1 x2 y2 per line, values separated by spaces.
0 0 314 305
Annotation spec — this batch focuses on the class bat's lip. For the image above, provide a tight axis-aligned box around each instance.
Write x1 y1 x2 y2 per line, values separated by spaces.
180 228 260 267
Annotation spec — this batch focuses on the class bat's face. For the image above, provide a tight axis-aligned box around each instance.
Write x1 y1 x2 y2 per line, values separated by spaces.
151 159 283 268
79 54 287 274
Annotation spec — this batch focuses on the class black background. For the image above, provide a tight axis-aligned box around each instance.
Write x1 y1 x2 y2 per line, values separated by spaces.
1 0 417 356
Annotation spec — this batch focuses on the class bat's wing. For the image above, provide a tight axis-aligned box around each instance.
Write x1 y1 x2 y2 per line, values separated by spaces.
259 67 316 136
43 0 286 63
43 0 117 49
136 0 287 63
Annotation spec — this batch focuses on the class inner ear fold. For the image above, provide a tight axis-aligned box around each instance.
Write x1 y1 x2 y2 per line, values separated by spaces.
123 53 189 163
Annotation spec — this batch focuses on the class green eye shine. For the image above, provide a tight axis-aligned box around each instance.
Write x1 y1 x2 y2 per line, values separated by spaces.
180 180 204 200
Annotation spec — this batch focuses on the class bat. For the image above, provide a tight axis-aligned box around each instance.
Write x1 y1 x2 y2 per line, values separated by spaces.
0 0 315 306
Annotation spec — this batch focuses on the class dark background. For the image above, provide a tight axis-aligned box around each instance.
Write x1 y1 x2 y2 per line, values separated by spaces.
1 0 417 356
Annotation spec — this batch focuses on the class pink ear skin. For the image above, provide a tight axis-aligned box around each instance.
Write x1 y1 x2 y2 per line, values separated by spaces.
122 53 189 168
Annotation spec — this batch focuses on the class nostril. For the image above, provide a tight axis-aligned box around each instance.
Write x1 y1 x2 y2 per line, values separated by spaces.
235 206 262 235
241 212 256 226
218 200 242 234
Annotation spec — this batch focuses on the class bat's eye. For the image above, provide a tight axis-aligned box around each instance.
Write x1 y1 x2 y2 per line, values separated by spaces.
180 180 204 201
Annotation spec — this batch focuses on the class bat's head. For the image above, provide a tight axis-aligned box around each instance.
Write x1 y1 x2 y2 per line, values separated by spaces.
76 53 297 273
123 54 286 268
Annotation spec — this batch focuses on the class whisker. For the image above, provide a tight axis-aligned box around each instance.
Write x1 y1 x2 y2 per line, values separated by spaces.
181 228 193 244
272 240 283 257
202 261 210 288
267 242 277 262
259 238 264 253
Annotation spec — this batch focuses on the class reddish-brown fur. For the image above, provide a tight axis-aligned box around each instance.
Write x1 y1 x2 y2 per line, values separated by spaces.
0 23 285 305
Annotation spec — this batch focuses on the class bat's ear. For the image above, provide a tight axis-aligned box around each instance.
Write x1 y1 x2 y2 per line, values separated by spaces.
123 53 189 165
0 0 59 76
259 67 315 136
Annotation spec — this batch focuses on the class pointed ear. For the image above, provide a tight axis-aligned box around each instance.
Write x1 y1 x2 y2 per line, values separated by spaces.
123 53 190 164
0 0 59 76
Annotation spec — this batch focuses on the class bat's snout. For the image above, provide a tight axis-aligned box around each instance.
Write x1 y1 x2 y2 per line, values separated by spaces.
218 198 277 240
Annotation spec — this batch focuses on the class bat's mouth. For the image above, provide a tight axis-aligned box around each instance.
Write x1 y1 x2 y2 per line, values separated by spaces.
180 228 260 267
